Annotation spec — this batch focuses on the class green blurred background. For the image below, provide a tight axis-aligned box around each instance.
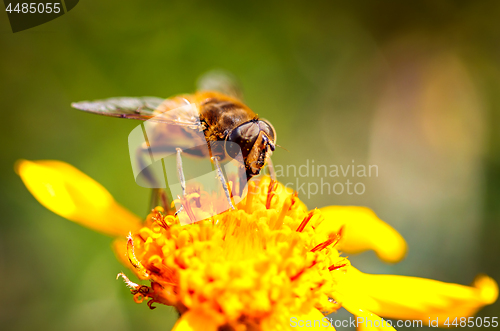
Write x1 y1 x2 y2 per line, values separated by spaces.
1 1 500 330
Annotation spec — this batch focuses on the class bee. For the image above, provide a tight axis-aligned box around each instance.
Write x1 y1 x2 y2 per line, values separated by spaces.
72 71 276 216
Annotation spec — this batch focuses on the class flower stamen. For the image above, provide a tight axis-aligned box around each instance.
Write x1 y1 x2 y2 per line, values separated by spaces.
271 197 292 230
266 179 278 209
127 234 149 277
311 228 343 252
178 195 196 224
328 263 347 271
297 209 317 232
150 207 171 232
245 181 257 213
290 268 307 282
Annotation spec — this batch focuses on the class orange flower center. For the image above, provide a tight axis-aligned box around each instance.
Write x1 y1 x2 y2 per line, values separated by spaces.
118 177 349 329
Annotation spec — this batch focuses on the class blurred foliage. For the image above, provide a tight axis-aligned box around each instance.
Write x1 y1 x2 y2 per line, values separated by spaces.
1 1 500 330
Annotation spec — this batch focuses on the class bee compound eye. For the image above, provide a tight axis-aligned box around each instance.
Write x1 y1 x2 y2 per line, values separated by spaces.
258 120 275 141
225 140 243 159
226 121 260 159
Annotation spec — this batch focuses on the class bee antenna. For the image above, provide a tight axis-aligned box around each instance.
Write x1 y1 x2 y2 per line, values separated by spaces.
276 144 289 152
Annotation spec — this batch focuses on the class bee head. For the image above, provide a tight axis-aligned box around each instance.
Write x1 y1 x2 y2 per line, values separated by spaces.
225 119 276 179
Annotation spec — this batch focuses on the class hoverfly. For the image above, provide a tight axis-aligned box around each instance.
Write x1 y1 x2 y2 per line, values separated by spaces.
72 71 277 219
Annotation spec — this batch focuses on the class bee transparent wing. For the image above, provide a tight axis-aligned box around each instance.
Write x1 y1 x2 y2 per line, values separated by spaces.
196 70 244 101
72 96 164 120
72 96 202 128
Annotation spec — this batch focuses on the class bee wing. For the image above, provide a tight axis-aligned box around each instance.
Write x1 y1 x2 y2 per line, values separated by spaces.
196 70 244 101
72 96 163 119
72 96 202 128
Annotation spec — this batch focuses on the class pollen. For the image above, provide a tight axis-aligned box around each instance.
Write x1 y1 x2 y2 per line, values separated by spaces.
118 176 349 328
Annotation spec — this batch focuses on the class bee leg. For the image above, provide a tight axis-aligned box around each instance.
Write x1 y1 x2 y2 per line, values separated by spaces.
174 148 187 216
174 204 184 216
136 147 175 215
176 148 187 196
174 205 184 216
211 156 235 210
266 157 277 181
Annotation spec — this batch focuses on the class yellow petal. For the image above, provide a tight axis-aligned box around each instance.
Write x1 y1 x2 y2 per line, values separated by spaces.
16 160 141 237
263 307 336 330
318 206 407 263
336 267 498 327
172 311 218 331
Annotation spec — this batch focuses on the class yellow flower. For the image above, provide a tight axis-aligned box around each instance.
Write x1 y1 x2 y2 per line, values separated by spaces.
16 160 498 331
